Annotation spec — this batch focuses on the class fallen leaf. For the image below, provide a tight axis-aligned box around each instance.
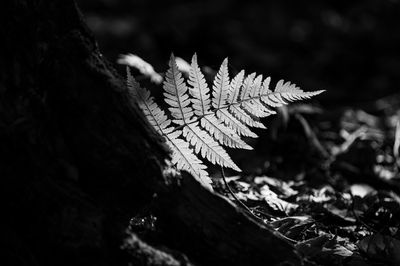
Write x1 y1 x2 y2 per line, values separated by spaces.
357 233 400 265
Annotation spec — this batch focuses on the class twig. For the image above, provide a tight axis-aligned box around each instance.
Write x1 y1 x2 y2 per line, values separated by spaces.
295 113 329 158
394 120 400 168
220 167 298 244
251 208 274 219
334 126 367 157
348 192 378 233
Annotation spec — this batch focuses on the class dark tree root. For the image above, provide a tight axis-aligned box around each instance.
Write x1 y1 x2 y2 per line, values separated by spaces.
122 233 194 266
151 174 301 266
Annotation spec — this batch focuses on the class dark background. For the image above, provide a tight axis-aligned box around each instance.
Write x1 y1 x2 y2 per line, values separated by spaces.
78 0 400 107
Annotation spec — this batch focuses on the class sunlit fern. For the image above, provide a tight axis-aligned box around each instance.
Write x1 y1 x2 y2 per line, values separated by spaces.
127 53 324 189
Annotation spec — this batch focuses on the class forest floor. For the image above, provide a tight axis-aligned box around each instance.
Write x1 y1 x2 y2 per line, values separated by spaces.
211 95 400 266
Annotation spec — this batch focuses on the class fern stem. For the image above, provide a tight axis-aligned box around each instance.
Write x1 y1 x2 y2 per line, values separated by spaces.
220 167 298 245
220 167 260 218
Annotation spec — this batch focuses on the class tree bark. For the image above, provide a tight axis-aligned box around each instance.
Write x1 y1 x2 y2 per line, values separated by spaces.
1 1 300 265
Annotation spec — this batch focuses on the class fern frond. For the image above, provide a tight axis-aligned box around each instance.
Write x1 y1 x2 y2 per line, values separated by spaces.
260 80 325 107
256 76 283 108
257 77 276 115
128 53 325 190
227 72 267 128
183 123 241 171
241 74 271 118
200 116 252 149
216 109 258 138
127 68 172 134
275 80 324 100
127 67 211 187
219 69 259 137
249 75 276 117
167 130 211 188
229 105 266 129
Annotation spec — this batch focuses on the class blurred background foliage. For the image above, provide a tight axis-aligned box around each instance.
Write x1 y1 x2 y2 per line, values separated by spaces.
78 0 400 106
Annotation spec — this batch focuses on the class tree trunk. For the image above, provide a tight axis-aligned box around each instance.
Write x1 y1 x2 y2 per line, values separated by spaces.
1 1 300 265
